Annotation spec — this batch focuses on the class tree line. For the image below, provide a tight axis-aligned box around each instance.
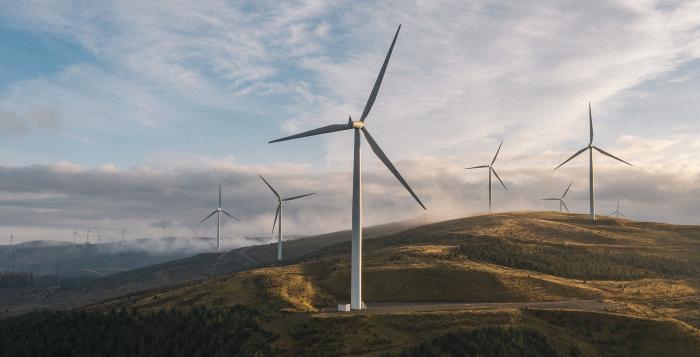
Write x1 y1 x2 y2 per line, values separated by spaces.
0 305 274 357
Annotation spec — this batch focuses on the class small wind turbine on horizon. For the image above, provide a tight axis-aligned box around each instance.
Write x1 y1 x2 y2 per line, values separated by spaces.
466 140 507 212
269 25 426 310
259 175 315 261
541 182 573 213
85 229 90 245
609 200 626 218
200 184 241 252
554 103 632 220
72 228 80 245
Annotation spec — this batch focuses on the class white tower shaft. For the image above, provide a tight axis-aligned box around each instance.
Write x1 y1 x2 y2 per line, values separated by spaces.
351 129 363 310
589 147 595 220
216 211 221 252
488 168 492 212
277 203 283 260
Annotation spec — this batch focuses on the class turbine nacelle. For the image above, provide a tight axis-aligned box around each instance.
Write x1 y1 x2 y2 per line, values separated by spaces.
351 120 365 129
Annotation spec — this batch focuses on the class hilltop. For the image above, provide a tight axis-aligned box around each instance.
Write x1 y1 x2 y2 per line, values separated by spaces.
0 217 425 313
67 211 700 356
1 212 699 355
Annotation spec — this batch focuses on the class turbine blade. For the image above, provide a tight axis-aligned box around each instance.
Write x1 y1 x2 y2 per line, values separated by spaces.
282 192 315 201
561 181 573 199
589 102 593 145
272 204 280 233
592 146 633 166
218 184 222 208
361 127 426 210
221 210 241 222
553 147 588 170
361 24 401 122
269 124 351 143
491 140 503 165
200 210 217 223
259 174 280 199
619 212 627 218
491 168 507 190
541 198 560 201
465 165 489 170
609 211 617 216
562 201 570 213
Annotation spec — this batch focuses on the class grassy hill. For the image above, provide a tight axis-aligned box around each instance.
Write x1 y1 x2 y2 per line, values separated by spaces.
2 211 700 355
0 217 425 314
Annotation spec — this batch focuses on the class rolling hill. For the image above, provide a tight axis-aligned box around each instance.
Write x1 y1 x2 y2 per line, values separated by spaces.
2 211 700 356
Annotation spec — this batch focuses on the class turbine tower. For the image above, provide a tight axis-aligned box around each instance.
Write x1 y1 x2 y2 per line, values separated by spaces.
9 232 14 272
609 200 626 218
200 184 240 252
554 103 632 220
269 25 426 310
259 175 315 261
541 182 573 213
466 140 507 212
85 229 90 245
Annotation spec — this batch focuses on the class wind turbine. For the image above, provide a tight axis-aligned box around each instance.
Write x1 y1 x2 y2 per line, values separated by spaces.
85 229 90 245
541 182 573 213
200 184 241 252
269 25 426 310
72 228 80 245
259 175 315 261
609 200 626 218
466 140 507 212
554 103 632 220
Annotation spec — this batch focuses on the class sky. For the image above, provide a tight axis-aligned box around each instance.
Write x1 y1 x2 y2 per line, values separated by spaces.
1 0 699 246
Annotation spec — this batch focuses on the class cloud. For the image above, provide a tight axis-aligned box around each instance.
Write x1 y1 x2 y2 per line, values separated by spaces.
0 148 699 247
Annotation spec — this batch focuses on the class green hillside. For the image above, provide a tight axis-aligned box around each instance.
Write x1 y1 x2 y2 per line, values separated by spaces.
2 212 700 355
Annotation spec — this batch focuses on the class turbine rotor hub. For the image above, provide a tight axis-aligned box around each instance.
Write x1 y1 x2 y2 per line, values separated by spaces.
351 121 365 129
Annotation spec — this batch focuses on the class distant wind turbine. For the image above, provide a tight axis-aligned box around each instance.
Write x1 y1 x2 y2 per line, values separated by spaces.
554 103 632 220
609 200 626 218
72 228 80 245
269 25 426 310
466 140 507 212
200 184 241 252
259 175 315 261
541 182 573 213
85 229 90 245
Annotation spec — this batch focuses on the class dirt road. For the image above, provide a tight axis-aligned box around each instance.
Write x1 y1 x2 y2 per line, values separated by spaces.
320 299 614 314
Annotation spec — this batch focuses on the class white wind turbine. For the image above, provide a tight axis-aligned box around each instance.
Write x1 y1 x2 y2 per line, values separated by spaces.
554 103 632 220
466 140 507 212
200 184 241 252
72 228 80 245
269 25 426 310
609 200 626 218
541 182 573 213
259 175 315 261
